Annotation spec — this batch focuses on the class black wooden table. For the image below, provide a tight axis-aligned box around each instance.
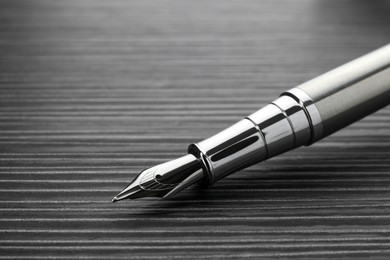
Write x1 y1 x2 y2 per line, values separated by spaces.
1 0 390 259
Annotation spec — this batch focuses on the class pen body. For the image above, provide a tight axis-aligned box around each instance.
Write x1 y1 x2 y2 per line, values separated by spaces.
189 44 390 184
113 44 390 201
297 44 390 137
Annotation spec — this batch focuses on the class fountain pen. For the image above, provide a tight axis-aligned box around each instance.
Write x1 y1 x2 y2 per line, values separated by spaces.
112 44 390 202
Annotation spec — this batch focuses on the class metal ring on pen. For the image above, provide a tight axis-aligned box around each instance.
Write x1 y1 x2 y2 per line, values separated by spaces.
282 88 323 144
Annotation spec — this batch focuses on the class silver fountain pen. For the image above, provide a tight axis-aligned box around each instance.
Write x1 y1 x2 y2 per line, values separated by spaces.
113 44 390 202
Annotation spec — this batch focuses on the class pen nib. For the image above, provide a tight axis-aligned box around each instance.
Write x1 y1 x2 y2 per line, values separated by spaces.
112 154 204 202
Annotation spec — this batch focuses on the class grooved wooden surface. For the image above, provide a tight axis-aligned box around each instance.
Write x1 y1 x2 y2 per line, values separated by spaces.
0 0 389 259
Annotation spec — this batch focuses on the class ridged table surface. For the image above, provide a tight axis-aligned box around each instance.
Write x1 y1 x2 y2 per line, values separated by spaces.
0 0 390 259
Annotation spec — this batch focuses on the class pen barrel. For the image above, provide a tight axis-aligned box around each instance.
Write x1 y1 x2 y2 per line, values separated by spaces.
189 44 390 184
295 44 390 138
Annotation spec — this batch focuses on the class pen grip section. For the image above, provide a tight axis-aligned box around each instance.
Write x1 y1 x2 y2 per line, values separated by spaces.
189 119 266 183
189 95 316 184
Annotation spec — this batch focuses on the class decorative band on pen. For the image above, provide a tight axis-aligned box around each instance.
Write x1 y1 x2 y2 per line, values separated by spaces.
188 87 323 185
283 88 323 144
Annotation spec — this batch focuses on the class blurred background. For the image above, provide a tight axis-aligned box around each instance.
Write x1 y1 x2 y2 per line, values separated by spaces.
0 0 389 259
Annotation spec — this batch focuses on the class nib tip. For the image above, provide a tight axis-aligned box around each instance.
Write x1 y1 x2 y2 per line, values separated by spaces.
111 154 205 202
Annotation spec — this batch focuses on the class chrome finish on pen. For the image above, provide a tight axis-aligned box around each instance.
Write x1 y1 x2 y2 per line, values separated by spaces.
113 44 390 202
188 89 323 184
